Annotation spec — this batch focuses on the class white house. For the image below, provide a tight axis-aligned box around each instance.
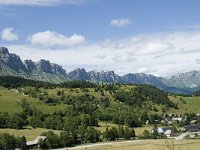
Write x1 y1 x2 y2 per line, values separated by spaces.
26 136 46 148
157 127 174 137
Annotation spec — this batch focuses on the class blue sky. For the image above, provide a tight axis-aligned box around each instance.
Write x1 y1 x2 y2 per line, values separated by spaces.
1 0 200 76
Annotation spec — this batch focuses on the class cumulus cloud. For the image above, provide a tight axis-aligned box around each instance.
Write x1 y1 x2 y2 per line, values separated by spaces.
27 31 86 47
1 27 19 41
110 18 131 27
0 0 85 6
6 30 200 76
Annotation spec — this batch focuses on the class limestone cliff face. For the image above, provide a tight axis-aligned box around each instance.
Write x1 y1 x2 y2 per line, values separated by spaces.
0 47 67 83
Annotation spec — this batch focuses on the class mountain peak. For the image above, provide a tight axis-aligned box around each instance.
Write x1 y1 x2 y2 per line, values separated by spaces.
0 47 26 72
67 68 88 80
0 47 67 82
75 68 87 72
24 59 35 72
37 59 50 64
0 47 9 55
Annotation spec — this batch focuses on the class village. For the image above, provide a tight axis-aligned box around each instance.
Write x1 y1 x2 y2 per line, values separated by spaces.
150 113 200 139
24 113 200 149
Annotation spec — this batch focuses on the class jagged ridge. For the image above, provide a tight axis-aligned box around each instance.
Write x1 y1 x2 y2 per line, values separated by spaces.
1 46 200 94
0 47 67 83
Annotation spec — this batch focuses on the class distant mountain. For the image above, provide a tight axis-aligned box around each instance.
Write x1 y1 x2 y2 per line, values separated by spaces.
1 46 200 94
122 73 165 87
0 47 26 73
163 70 200 89
66 68 194 94
67 68 163 86
0 47 67 83
67 68 89 80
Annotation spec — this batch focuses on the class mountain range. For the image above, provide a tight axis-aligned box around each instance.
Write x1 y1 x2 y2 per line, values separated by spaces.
1 46 200 94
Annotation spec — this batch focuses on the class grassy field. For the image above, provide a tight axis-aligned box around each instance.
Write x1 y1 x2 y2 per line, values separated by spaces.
169 95 200 114
68 139 200 150
95 122 153 136
0 86 69 114
0 122 152 141
0 127 61 141
94 122 119 132
133 126 154 136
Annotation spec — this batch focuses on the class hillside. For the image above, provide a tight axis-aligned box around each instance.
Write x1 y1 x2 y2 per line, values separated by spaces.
1 78 200 116
0 86 69 114
1 76 200 118
1 76 200 149
0 76 176 115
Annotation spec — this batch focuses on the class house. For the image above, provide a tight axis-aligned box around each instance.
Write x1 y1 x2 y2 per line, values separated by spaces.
160 120 165 124
185 125 200 132
164 116 183 125
164 129 173 137
165 116 173 125
172 117 182 123
26 136 46 149
156 127 174 137
190 120 198 125
179 127 186 132
165 116 172 122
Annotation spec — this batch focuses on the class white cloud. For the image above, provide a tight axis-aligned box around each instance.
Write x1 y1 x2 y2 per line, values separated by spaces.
95 54 106 59
110 18 131 27
196 59 200 64
1 27 19 41
112 53 136 63
6 29 200 77
0 0 85 6
27 31 86 47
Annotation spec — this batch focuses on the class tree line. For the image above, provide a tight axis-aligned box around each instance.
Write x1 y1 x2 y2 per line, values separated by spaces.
0 76 96 89
0 133 27 150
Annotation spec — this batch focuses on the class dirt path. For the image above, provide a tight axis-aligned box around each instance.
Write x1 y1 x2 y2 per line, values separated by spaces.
55 139 166 150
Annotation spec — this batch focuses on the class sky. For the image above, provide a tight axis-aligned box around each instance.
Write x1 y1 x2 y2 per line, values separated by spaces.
1 0 200 76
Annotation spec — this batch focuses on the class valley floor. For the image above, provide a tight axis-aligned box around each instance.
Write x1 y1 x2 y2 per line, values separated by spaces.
56 139 200 150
